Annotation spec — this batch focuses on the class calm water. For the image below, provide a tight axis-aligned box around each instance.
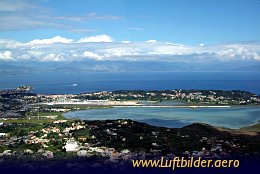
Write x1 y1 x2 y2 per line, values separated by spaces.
0 72 260 94
64 106 260 129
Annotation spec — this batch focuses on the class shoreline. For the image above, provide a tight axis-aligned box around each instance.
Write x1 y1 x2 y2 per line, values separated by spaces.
113 105 231 108
34 100 233 108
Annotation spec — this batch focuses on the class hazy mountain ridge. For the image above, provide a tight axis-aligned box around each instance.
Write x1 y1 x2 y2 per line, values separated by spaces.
232 65 260 71
1 60 259 75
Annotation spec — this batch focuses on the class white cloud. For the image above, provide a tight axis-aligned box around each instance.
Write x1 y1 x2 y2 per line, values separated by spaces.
28 51 43 56
41 54 64 62
200 43 204 47
215 45 260 60
0 51 12 60
83 51 102 60
29 36 73 45
78 34 113 43
0 35 260 62
102 47 139 58
145 40 157 43
121 41 131 43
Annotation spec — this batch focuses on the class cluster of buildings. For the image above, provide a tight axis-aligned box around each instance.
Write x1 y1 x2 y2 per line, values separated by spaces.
182 136 240 159
0 117 257 168
0 120 136 163
108 90 259 104
0 86 36 118
31 89 260 105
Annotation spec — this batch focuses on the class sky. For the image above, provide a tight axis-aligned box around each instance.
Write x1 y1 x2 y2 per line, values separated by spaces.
0 0 260 68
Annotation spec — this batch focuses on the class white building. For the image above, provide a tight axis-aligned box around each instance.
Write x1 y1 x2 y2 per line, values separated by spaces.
0 133 10 138
64 141 80 152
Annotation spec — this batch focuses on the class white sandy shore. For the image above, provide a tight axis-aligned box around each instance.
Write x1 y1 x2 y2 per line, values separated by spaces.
114 105 231 108
36 100 140 106
35 101 230 108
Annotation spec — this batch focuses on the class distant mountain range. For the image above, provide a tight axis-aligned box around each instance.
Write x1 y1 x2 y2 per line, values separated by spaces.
1 60 260 75
232 65 260 71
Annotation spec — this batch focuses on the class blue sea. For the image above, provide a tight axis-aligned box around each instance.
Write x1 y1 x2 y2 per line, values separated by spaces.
0 71 260 94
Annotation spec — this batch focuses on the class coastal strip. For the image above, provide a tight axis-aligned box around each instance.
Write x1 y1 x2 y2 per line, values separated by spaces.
114 105 231 108
34 101 231 108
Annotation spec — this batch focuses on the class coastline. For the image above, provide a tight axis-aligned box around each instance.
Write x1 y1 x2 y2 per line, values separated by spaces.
113 105 231 108
36 101 232 108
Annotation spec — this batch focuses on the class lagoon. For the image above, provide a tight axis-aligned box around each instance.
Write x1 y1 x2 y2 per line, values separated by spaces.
64 106 260 129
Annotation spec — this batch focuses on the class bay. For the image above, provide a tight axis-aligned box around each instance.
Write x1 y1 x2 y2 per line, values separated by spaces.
64 106 260 129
